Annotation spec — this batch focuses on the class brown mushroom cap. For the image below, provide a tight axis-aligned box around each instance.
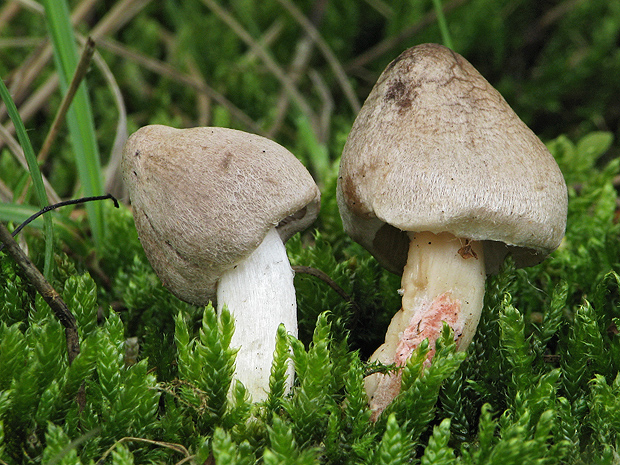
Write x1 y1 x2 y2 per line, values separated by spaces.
122 125 320 305
337 43 567 275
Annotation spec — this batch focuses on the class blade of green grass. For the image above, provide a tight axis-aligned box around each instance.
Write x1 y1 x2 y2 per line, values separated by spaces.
0 78 55 279
432 0 454 50
42 0 105 250
0 203 45 230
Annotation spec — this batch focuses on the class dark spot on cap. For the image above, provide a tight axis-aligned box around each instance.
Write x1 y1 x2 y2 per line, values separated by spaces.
384 80 417 111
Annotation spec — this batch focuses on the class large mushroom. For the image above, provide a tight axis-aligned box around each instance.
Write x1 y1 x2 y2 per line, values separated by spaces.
337 44 567 419
122 125 320 401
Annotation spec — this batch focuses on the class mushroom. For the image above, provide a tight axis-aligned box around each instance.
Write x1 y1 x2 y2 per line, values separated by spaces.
122 125 320 401
337 44 567 419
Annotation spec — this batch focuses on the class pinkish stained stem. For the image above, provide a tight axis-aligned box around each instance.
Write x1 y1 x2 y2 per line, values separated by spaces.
369 292 461 420
365 231 486 421
394 292 461 366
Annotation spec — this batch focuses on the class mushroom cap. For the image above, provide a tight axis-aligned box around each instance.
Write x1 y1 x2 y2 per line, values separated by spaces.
122 125 320 305
337 43 567 275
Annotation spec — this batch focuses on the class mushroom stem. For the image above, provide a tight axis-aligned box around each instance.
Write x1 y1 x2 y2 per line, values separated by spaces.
216 227 297 401
365 231 486 420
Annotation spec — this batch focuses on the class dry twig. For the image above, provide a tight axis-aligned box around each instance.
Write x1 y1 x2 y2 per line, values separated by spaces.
201 0 317 125
276 0 361 113
97 37 265 136
37 37 96 164
0 221 80 364
345 0 468 75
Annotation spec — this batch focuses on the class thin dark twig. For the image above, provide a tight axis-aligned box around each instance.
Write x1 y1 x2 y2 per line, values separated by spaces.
276 0 360 112
38 36 96 163
0 194 119 251
0 221 80 364
200 0 316 123
96 37 265 136
95 437 191 465
345 0 467 73
292 265 360 312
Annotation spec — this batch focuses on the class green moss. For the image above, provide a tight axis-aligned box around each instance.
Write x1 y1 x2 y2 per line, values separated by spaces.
2 0 620 459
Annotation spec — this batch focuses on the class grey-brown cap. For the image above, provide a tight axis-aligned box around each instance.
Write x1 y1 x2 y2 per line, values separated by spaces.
122 125 320 305
337 43 567 275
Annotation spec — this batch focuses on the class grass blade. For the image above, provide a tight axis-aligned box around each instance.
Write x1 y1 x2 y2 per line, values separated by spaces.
0 78 55 279
432 0 454 49
42 0 105 250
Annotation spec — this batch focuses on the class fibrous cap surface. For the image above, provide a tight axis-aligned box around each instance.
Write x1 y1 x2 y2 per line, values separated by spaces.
123 125 320 304
337 43 567 274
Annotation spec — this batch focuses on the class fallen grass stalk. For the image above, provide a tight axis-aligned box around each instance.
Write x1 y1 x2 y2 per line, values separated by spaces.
267 36 315 138
0 0 99 116
276 0 361 113
0 2 23 31
97 37 264 135
0 0 149 147
0 123 61 204
201 0 317 125
95 437 192 465
11 0 45 13
0 74 58 144
308 68 334 144
345 0 467 74
37 36 95 164
89 0 153 41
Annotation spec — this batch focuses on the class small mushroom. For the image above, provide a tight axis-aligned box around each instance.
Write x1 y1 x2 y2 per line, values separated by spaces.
122 125 320 400
337 44 567 419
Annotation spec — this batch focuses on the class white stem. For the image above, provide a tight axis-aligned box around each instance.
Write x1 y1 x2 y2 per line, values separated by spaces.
365 231 486 419
216 227 297 401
